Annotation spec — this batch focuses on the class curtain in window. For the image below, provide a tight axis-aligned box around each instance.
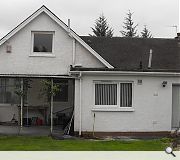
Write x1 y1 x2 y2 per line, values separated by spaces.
120 83 132 107
95 84 117 105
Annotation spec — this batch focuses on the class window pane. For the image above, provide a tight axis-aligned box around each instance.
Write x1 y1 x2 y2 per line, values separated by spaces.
54 80 68 102
33 33 53 52
0 78 6 103
0 78 20 104
95 84 117 105
120 83 132 107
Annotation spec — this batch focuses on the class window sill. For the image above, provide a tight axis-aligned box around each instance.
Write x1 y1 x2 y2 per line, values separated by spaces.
29 54 55 58
92 107 135 112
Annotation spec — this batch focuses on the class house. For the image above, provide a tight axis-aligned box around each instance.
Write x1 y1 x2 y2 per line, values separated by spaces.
0 5 180 137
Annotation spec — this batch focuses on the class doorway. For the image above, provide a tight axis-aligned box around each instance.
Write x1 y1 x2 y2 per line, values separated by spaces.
172 85 180 129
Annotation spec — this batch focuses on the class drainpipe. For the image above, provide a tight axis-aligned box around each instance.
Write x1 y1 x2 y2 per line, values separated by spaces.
20 78 23 129
68 18 75 66
72 39 76 65
50 78 54 134
79 72 82 136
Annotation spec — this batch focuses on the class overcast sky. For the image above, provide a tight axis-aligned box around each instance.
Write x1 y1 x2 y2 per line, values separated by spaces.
0 0 178 38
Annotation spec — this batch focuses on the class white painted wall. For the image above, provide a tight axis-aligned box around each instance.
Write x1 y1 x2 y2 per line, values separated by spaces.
0 12 104 75
74 74 180 132
75 41 105 68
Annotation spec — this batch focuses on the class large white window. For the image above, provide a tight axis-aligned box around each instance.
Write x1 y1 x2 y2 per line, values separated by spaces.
31 31 54 56
94 81 133 109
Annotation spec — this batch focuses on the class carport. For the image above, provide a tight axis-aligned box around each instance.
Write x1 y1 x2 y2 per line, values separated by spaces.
0 74 74 135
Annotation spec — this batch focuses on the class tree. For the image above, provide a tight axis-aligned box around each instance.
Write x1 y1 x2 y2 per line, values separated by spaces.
141 25 152 38
90 14 113 37
40 79 60 103
120 10 138 37
14 78 32 104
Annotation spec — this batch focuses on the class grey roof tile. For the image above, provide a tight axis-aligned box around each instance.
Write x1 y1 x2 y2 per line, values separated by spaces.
80 36 180 71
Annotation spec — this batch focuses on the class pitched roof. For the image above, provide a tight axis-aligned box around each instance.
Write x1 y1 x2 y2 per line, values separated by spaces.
0 6 113 69
80 36 180 72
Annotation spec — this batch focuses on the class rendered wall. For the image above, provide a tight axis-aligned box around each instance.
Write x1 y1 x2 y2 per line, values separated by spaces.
0 12 105 75
74 74 180 133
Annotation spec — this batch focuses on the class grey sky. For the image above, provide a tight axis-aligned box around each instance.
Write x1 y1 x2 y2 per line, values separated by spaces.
0 0 178 38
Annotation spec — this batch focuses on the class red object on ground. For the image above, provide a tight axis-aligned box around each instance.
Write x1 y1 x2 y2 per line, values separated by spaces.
36 118 43 125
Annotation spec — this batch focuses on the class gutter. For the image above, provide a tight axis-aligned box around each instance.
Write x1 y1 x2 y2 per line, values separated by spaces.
0 74 75 78
69 70 180 77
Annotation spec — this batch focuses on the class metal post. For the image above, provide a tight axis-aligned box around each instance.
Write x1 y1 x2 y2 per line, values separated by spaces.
26 106 28 126
20 78 23 129
79 73 82 136
50 78 53 134
72 39 76 65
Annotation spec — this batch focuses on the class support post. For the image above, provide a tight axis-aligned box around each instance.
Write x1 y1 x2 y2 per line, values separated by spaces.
72 39 76 65
50 78 53 134
79 73 82 136
20 78 23 129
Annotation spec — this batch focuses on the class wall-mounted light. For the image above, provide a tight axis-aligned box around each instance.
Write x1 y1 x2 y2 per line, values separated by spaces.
162 81 167 87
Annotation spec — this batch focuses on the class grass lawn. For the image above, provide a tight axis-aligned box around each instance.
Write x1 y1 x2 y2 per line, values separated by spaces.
0 136 171 151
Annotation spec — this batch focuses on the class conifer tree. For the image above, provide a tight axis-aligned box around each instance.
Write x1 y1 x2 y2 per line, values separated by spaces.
141 25 152 38
90 14 113 37
120 10 138 37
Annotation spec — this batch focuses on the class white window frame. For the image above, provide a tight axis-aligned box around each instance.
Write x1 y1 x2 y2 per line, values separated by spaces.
30 31 55 57
92 81 134 112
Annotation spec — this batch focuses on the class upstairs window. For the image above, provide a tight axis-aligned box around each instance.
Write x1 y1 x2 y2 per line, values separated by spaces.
32 32 54 53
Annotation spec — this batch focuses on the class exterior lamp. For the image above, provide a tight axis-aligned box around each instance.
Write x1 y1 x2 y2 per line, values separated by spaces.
162 81 167 87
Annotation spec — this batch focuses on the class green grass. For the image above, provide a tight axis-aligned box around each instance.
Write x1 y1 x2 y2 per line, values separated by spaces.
0 136 171 151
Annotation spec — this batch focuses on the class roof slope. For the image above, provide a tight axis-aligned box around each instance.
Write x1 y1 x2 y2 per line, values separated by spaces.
80 36 180 71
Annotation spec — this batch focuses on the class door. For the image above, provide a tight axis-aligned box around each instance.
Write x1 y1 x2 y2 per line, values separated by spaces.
172 85 180 128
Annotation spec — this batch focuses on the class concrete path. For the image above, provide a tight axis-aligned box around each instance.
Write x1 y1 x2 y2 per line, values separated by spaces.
0 125 51 136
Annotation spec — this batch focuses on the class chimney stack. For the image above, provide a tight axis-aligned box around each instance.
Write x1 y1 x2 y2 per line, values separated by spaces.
68 19 71 33
148 49 153 69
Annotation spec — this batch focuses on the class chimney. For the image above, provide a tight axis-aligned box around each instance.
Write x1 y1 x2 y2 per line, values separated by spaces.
148 49 153 69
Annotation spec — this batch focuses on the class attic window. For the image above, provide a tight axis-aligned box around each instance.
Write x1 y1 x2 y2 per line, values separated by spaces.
32 32 54 53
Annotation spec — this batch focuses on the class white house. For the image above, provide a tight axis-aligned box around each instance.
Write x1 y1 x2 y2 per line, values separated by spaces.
0 6 180 137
